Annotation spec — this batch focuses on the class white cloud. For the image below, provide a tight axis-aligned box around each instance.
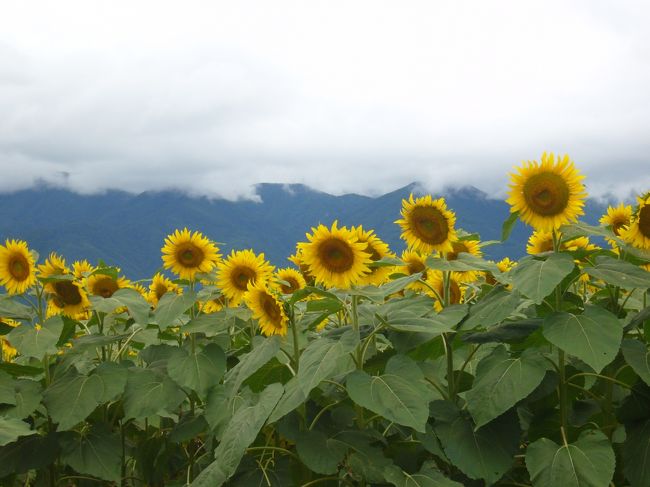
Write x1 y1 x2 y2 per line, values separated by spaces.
0 0 649 200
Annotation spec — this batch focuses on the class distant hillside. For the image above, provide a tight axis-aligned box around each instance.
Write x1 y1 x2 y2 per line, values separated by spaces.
0 183 608 278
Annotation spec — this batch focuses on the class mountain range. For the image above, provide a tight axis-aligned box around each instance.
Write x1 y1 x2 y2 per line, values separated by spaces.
0 183 608 279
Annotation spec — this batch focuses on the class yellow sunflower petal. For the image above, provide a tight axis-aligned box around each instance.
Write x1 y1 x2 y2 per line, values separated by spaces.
620 194 650 250
244 281 288 337
216 249 275 306
161 228 221 281
395 194 458 253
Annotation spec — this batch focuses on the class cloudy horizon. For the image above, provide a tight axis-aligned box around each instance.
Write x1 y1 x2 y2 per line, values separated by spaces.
1 0 649 201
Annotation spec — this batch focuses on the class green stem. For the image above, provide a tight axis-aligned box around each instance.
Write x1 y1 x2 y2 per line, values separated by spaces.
443 333 455 402
350 294 365 427
558 349 568 432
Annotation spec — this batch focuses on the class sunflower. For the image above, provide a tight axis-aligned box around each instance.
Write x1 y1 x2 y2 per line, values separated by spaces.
506 152 587 231
217 249 275 306
131 283 148 298
397 250 430 292
351 226 395 285
496 257 517 273
600 203 632 238
147 273 181 306
288 249 314 283
620 194 650 250
563 236 599 253
425 271 466 311
72 260 95 279
396 194 458 253
201 295 227 313
0 239 37 295
443 239 482 282
244 281 288 337
298 221 372 289
274 267 307 294
1 318 19 362
161 228 221 281
48 280 90 318
38 252 68 277
526 231 554 255
86 272 130 299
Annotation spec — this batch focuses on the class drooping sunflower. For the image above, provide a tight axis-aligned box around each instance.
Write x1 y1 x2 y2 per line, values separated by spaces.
0 239 37 295
526 231 555 255
274 267 307 295
147 273 181 306
161 228 221 281
86 272 131 298
217 249 275 306
442 238 482 282
600 203 632 238
397 250 430 292
396 194 458 253
507 152 587 231
298 221 372 289
425 270 466 311
351 226 395 285
244 281 288 337
620 194 650 250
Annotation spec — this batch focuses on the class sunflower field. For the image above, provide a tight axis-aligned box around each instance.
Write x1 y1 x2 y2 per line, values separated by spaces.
1 153 650 487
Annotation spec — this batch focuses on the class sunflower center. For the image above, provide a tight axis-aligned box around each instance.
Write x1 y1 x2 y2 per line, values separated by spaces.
176 244 204 268
318 238 355 273
446 242 468 261
8 254 30 281
261 294 283 327
409 206 449 245
611 219 627 236
231 265 257 291
639 205 650 238
280 277 300 294
54 281 83 306
92 277 119 298
522 172 570 216
155 283 169 300
443 280 462 305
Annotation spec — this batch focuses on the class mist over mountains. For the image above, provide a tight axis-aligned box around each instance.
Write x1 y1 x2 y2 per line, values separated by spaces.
0 183 607 279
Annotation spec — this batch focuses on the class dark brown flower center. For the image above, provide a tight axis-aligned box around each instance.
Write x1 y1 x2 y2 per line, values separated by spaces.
446 242 469 261
9 254 30 281
523 172 570 216
318 238 354 272
260 293 283 327
280 277 300 294
176 243 204 268
408 206 449 245
92 276 119 298
54 281 83 306
154 283 169 300
639 205 650 238
231 265 257 291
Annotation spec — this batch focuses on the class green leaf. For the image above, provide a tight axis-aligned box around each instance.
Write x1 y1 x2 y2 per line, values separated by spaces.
69 332 131 353
0 370 16 405
462 287 522 330
43 370 104 429
623 419 650 487
267 376 307 423
384 461 463 487
61 425 122 482
622 339 650 386
508 253 575 304
191 383 284 487
224 336 280 397
0 296 33 320
426 253 498 273
584 256 650 290
167 343 226 395
0 433 59 477
123 367 186 419
154 290 197 330
526 429 615 487
0 417 35 446
432 402 519 485
295 429 347 475
350 274 426 302
297 329 357 394
465 346 549 428
347 355 432 432
462 319 542 344
113 287 151 324
501 211 519 242
183 309 246 336
2 379 42 419
93 361 129 402
6 316 64 359
543 305 622 373
386 305 467 335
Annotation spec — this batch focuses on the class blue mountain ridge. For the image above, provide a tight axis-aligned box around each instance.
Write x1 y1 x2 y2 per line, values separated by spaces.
0 183 607 279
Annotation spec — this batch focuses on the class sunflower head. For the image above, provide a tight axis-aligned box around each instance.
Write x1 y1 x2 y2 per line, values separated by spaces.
298 221 372 289
443 238 482 282
0 239 37 295
217 249 275 306
425 270 466 311
600 203 632 238
526 231 555 255
48 280 90 318
38 253 68 278
147 273 180 306
620 194 650 250
396 194 458 253
351 226 395 285
72 260 95 279
274 267 307 294
397 250 430 292
507 153 587 231
161 228 221 281
86 272 130 299
201 295 227 314
244 281 288 337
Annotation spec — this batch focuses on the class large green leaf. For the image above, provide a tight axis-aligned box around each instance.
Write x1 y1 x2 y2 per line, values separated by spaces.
191 383 283 487
462 287 522 330
123 367 186 419
623 419 650 487
465 346 549 428
183 308 247 336
347 355 432 433
432 402 519 485
2 379 42 419
60 425 122 482
154 290 197 330
0 370 16 405
93 361 128 402
167 343 226 395
0 433 60 477
584 256 650 290
622 339 650 386
43 370 104 429
0 417 36 446
224 336 280 397
267 376 307 423
543 305 622 373
6 316 64 359
384 461 463 487
297 329 357 394
113 287 151 325
295 429 347 475
386 304 467 335
526 429 615 487
508 253 575 304
0 296 33 320
350 274 426 302
462 319 542 344
426 253 498 273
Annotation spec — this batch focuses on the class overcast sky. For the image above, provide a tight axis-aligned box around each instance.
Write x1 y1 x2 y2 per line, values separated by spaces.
1 0 649 201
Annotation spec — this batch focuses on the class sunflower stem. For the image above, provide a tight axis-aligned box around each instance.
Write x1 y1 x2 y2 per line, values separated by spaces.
552 229 569 434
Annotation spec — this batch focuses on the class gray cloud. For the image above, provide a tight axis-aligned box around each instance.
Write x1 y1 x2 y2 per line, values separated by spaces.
1 0 649 201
